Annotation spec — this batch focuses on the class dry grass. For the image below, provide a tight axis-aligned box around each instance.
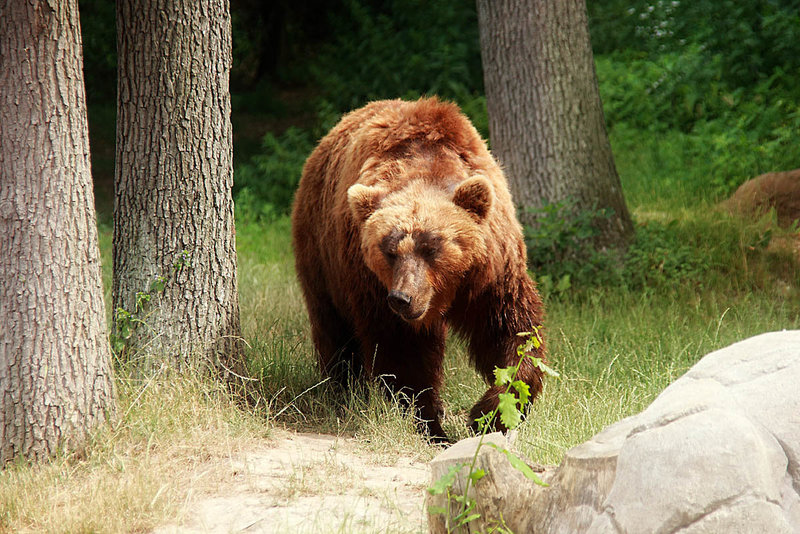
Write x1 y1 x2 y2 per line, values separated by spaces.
279 457 356 501
0 368 269 533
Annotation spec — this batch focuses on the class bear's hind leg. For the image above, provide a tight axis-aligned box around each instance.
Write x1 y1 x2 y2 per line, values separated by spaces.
301 290 363 389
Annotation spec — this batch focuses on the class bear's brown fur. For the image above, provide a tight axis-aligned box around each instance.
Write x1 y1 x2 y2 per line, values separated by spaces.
291 98 546 441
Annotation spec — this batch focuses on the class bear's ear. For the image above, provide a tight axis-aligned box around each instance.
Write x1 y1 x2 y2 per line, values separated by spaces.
347 184 384 222
453 176 493 222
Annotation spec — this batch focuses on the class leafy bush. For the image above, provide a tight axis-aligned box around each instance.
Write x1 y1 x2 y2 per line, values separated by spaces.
591 0 800 164
695 94 800 195
524 199 798 296
653 0 800 90
598 52 800 196
234 127 315 222
589 0 800 91
525 208 711 295
596 49 726 132
310 0 483 113
622 221 709 290
525 199 622 294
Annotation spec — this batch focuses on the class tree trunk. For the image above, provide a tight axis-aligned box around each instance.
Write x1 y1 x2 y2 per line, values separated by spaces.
113 0 243 372
0 0 115 463
477 0 634 249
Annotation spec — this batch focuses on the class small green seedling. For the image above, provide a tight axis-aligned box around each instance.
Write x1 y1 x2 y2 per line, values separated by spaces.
428 328 558 532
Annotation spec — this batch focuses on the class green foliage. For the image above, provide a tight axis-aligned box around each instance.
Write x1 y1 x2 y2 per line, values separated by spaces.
234 127 315 222
428 330 555 531
111 275 166 357
622 221 709 290
110 252 192 359
648 0 800 89
589 0 800 90
694 95 800 195
589 1 800 196
525 199 621 293
597 53 800 194
310 0 483 113
596 49 726 132
525 196 800 296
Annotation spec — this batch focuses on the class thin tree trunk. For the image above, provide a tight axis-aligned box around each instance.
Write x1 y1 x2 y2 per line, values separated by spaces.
0 0 115 463
113 0 243 372
477 0 633 248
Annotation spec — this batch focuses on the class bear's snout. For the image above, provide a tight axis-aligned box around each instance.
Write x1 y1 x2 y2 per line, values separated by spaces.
387 290 413 317
387 256 431 321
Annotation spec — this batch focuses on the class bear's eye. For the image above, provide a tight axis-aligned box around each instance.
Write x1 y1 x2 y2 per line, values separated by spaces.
417 244 438 261
414 231 442 262
380 229 404 264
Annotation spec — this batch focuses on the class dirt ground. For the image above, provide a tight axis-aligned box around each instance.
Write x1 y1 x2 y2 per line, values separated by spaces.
152 430 431 533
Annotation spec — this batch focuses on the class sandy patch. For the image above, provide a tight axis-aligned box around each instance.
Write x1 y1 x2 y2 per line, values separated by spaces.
153 430 430 533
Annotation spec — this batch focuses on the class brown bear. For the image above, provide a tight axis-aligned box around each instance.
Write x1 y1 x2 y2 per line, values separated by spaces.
291 97 546 441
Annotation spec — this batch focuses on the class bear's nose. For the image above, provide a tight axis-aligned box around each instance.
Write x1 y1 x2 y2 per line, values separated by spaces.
387 290 412 316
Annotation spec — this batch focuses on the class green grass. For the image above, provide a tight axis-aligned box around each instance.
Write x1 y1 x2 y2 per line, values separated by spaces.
612 124 713 210
519 289 798 464
232 210 799 468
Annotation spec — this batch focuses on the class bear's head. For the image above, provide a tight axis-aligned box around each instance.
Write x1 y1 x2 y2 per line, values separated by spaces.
347 177 492 324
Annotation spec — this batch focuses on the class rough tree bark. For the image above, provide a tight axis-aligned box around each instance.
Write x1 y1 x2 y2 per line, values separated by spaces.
0 0 115 463
477 0 634 248
114 0 243 372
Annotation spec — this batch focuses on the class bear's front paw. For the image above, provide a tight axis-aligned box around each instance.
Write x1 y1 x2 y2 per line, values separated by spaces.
418 400 451 444
468 385 504 434
468 385 531 435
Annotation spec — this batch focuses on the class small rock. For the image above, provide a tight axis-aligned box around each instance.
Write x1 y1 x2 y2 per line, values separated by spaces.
724 169 800 228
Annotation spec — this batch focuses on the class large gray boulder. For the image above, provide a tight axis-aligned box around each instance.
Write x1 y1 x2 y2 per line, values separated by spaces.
428 331 800 533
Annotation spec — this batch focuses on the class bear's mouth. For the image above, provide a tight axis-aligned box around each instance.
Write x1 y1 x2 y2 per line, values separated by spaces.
396 308 425 321
387 290 427 321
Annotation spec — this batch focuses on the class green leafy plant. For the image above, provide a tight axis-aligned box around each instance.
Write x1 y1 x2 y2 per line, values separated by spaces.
427 329 558 532
111 276 165 356
310 0 482 113
524 199 623 292
234 127 315 223
589 0 800 92
524 199 738 294
110 251 192 358
622 221 709 290
591 2 800 198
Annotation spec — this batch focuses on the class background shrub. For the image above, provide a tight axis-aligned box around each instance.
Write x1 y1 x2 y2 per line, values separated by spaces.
310 0 483 113
234 127 315 222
